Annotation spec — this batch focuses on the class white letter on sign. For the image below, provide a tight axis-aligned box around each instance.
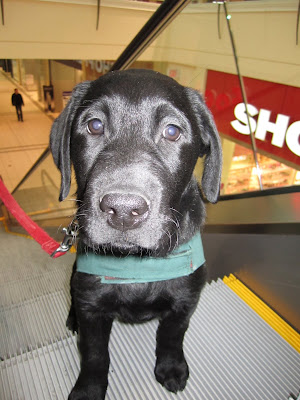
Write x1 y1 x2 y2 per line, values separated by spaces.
286 121 300 156
255 109 290 148
231 103 258 135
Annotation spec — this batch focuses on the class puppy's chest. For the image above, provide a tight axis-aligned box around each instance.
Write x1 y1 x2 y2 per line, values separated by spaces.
98 284 172 323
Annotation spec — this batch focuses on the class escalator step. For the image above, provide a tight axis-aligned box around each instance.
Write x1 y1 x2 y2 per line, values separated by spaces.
0 277 299 399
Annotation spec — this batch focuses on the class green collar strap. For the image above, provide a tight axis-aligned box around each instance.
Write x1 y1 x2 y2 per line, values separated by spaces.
76 232 205 284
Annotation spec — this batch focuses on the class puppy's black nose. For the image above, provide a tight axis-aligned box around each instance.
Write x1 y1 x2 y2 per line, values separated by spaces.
100 193 149 231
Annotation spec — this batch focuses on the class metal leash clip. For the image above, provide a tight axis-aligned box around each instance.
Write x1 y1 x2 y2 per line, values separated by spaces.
51 220 79 257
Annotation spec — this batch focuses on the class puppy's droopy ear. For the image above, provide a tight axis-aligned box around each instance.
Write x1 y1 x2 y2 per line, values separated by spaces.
185 88 222 203
50 81 91 201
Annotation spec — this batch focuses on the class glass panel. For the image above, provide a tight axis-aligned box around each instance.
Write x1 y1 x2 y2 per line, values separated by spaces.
130 0 300 195
9 152 77 239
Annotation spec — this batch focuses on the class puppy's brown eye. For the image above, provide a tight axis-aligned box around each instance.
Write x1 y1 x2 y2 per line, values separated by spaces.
163 125 181 141
87 119 104 135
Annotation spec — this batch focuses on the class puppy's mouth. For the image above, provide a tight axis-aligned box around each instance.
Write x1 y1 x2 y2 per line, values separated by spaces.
80 234 152 257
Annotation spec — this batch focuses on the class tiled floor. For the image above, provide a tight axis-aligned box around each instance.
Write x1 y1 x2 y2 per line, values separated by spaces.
0 70 55 192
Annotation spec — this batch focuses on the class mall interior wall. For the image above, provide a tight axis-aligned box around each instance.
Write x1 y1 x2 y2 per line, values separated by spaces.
0 0 157 60
1 2 298 88
1 2 299 115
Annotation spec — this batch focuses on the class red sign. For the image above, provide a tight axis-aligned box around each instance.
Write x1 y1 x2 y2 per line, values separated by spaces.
205 70 300 168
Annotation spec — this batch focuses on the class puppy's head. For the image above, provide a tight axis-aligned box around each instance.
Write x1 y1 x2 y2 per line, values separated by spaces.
50 70 222 255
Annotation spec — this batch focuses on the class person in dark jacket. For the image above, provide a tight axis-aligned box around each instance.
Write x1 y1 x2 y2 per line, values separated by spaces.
11 89 24 121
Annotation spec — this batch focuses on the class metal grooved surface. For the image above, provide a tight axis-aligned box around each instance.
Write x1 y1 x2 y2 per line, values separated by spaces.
1 278 299 400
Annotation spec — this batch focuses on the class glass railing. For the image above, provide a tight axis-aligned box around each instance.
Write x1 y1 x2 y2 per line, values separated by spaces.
12 151 77 220
5 151 76 239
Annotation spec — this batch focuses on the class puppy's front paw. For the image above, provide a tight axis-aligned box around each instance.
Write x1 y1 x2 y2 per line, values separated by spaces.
68 379 107 400
66 309 78 333
155 356 189 393
68 386 88 400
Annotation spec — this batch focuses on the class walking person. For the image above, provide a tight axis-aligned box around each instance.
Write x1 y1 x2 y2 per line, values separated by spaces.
11 89 24 121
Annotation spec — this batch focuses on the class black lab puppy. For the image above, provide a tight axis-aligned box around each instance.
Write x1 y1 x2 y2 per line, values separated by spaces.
50 69 222 400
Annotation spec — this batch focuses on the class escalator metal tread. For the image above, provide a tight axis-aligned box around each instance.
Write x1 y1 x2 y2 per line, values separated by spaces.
1 276 299 400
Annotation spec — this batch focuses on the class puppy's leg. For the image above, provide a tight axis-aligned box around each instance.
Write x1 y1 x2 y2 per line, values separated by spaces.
154 313 191 394
69 314 113 400
66 262 78 333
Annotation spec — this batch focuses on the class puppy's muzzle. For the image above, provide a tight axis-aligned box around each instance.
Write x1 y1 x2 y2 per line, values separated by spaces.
100 193 149 231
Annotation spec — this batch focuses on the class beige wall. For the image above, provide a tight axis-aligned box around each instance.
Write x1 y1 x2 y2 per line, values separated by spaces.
2 1 299 89
0 0 157 59
2 1 299 88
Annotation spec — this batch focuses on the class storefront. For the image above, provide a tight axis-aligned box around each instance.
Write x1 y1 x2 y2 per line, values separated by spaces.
205 70 300 195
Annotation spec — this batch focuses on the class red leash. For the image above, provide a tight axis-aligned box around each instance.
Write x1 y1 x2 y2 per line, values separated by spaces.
0 177 67 258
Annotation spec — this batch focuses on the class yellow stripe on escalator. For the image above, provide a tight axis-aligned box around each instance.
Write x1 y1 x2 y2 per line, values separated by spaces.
223 274 300 353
